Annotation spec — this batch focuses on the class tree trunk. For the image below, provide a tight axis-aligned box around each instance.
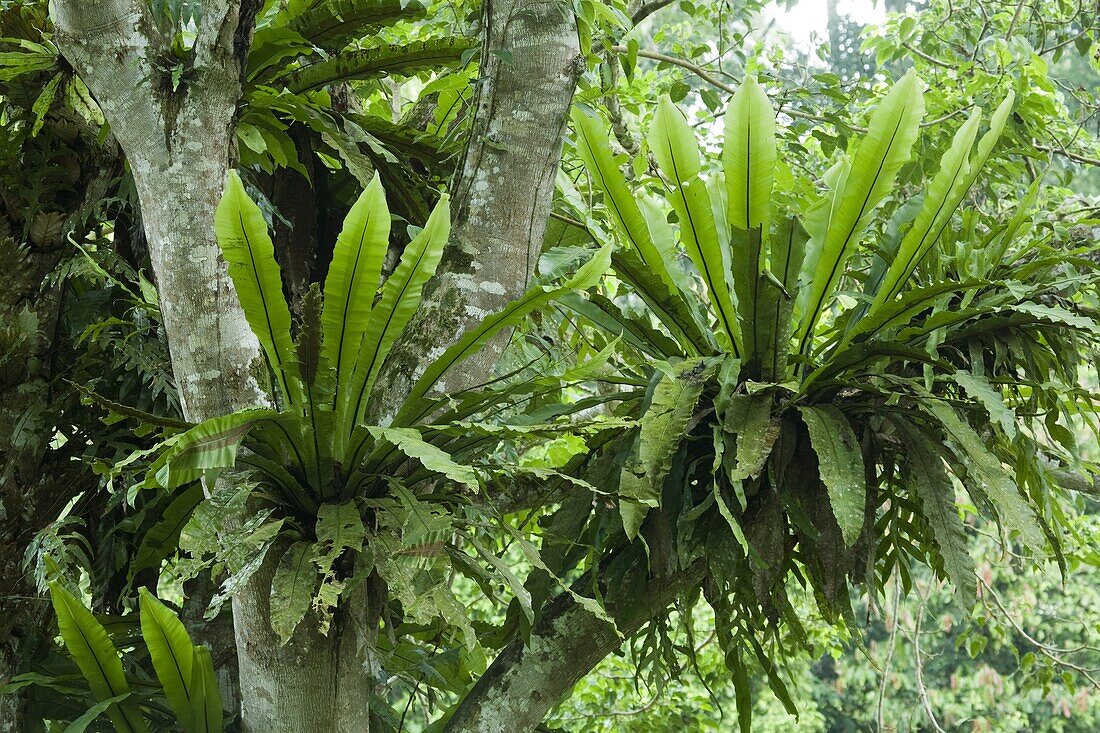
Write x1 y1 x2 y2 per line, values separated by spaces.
49 0 631 730
51 1 266 417
444 560 706 733
230 546 374 732
369 0 582 419
50 0 288 724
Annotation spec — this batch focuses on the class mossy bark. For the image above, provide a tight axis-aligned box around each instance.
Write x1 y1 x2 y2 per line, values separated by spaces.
369 0 583 422
51 0 271 723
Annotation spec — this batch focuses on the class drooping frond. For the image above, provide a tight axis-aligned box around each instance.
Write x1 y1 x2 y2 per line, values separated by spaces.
280 38 477 93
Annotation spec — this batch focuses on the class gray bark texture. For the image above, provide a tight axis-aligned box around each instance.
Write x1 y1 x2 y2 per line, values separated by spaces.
48 0 585 729
52 0 267 424
369 0 583 421
444 560 707 733
229 544 376 731
51 0 269 723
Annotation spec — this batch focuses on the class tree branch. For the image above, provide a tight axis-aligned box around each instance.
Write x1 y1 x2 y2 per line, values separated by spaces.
443 559 706 733
1035 143 1100 168
611 45 739 94
51 0 164 154
369 0 583 420
609 45 974 133
1039 456 1100 496
627 0 674 25
192 0 263 82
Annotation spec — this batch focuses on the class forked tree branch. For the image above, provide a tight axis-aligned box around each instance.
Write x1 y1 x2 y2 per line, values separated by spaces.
628 0 674 24
192 0 263 83
51 0 164 153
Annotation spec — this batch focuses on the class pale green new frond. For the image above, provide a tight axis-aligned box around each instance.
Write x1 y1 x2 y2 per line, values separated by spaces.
723 76 776 231
50 582 147 733
139 589 197 731
342 194 451 434
322 171 391 389
797 71 925 353
215 171 300 407
868 107 982 312
649 96 743 356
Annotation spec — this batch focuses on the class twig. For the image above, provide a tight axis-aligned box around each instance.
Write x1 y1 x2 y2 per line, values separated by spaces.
903 42 955 69
875 577 902 732
627 0 674 25
611 45 739 95
978 575 1100 691
549 210 587 230
610 47 981 133
911 588 947 733
1006 0 1028 39
1035 144 1100 167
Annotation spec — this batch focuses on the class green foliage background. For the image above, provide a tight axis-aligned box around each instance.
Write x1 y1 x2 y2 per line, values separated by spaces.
1 0 1099 730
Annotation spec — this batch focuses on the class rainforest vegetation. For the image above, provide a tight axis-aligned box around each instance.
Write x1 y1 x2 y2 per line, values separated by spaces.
1 0 1099 730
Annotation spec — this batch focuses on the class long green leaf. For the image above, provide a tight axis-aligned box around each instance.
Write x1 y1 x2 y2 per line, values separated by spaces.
877 91 1013 305
730 224 764 364
799 405 866 546
392 244 611 426
827 279 986 363
269 541 316 645
557 291 680 358
867 107 982 313
730 650 752 733
287 0 427 51
215 170 300 407
723 76 776 231
649 95 742 356
50 582 148 733
368 426 480 490
952 370 1017 438
322 171 391 390
62 695 132 733
897 424 976 601
757 217 808 381
873 93 1018 310
247 26 313 82
610 247 712 354
143 409 277 489
620 358 715 538
281 38 476 93
343 195 451 433
188 647 222 733
572 106 687 307
796 70 925 354
920 398 1043 551
132 485 204 578
138 589 196 731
